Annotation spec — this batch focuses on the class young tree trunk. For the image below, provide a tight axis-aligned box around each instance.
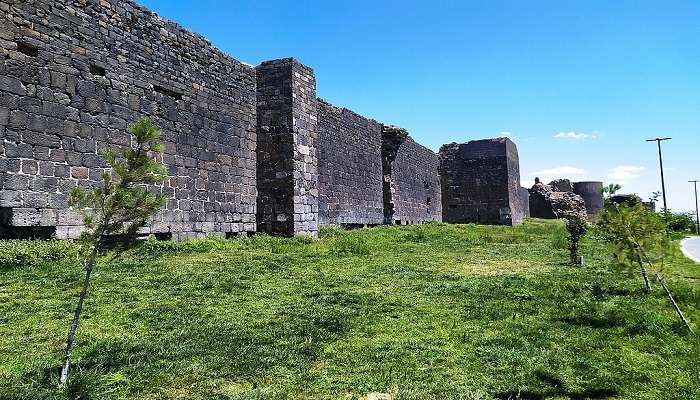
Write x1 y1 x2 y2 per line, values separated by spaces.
656 273 694 334
570 242 581 266
634 248 651 291
59 240 100 386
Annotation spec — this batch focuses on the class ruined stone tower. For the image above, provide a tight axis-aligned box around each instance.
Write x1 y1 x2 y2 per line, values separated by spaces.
572 181 604 221
438 138 526 225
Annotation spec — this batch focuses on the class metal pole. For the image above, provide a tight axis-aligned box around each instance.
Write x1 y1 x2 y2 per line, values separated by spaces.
646 137 672 213
657 141 667 212
691 180 700 235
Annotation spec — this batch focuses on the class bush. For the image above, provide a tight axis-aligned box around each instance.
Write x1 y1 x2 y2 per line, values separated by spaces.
0 240 79 270
665 211 697 233
564 213 588 266
597 202 669 268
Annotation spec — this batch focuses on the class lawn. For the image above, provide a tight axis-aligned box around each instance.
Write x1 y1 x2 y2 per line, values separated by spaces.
0 219 698 399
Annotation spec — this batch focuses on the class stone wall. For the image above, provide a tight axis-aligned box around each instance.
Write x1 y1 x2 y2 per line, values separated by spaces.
316 99 383 226
0 0 257 239
439 138 525 225
0 0 543 239
255 58 318 237
384 131 441 224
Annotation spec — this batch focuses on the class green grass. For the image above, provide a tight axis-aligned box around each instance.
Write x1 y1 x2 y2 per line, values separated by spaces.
0 219 698 399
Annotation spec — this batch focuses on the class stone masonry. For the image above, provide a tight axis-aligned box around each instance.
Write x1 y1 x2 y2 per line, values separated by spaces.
317 99 383 226
1 0 257 239
439 138 526 225
1 0 559 239
382 126 441 225
528 179 588 220
255 59 318 237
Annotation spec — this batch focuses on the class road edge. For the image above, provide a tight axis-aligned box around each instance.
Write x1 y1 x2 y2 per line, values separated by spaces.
679 237 700 264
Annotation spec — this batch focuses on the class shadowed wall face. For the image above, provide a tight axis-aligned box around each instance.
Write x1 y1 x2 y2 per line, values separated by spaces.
0 0 257 239
439 138 524 225
388 135 442 224
316 100 383 226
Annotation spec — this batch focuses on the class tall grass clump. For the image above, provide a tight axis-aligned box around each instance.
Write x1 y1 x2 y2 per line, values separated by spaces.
330 234 370 256
0 240 79 270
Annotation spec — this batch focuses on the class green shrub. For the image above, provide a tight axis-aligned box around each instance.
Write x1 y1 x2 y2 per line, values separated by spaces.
665 211 697 233
563 212 588 266
597 202 669 268
0 240 79 270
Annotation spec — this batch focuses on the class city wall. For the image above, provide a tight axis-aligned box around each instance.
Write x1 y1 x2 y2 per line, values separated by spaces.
0 0 577 239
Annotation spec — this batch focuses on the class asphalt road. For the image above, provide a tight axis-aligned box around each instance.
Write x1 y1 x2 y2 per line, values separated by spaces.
680 236 700 263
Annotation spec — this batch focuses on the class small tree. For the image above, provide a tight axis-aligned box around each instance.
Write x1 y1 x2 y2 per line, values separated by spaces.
601 183 622 197
597 184 669 290
563 211 588 266
59 118 167 385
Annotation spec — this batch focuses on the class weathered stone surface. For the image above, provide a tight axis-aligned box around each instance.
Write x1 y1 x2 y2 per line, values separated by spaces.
1 0 257 238
439 138 525 225
317 100 384 226
519 186 530 218
529 179 587 220
255 58 318 237
549 179 573 193
0 0 563 239
382 126 441 225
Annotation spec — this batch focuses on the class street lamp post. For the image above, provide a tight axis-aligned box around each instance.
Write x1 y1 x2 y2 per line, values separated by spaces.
690 180 700 235
646 137 672 213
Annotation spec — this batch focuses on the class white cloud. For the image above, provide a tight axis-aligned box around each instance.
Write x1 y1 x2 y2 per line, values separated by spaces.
500 131 517 141
553 131 597 140
530 166 585 177
607 165 645 181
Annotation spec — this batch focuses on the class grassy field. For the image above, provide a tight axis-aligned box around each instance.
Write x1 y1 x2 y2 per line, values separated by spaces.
0 219 698 399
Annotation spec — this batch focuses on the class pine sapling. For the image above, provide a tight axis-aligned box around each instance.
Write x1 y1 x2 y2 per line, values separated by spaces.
59 118 167 385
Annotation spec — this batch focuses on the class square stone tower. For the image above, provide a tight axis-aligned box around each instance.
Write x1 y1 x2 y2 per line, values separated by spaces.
439 137 526 225
255 58 319 237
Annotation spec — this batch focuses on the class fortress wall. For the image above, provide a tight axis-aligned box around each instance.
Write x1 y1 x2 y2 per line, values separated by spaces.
439 138 524 225
0 0 257 239
255 58 318 237
0 0 533 239
388 136 442 224
316 99 384 226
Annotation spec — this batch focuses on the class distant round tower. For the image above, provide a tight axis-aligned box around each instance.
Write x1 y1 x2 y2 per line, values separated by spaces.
573 181 604 220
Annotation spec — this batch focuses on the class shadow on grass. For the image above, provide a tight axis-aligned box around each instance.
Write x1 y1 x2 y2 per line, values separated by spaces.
494 370 618 399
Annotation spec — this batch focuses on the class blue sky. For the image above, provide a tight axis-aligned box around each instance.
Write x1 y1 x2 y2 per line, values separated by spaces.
138 0 700 212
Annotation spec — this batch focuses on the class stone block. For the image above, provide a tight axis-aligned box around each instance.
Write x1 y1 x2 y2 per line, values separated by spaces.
0 190 22 207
